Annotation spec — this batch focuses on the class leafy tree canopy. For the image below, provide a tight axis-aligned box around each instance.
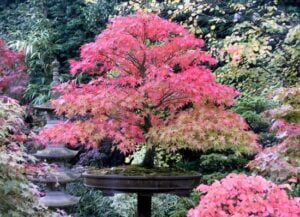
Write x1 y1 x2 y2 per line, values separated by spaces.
39 13 259 155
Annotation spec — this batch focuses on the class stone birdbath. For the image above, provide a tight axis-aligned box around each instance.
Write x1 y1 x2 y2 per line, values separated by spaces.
83 166 201 217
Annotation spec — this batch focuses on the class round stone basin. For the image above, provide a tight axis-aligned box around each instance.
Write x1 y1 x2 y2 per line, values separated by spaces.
84 166 200 217
83 166 201 196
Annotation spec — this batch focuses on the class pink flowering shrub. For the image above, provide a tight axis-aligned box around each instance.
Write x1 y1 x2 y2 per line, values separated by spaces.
188 173 300 217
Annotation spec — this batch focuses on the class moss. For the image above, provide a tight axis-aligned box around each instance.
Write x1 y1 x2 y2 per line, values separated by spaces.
87 165 199 177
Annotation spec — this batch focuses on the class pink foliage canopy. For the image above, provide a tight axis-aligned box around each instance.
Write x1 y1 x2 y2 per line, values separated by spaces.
39 13 259 154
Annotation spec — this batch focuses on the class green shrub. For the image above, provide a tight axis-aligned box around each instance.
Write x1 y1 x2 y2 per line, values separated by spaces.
176 149 251 185
290 182 300 197
233 95 275 117
169 191 200 217
66 182 120 217
232 95 276 146
110 194 135 217
199 151 250 184
110 193 179 217
126 145 182 168
67 182 181 217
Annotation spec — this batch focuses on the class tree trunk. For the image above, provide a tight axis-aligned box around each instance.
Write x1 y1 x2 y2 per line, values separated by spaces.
141 113 154 168
142 146 155 168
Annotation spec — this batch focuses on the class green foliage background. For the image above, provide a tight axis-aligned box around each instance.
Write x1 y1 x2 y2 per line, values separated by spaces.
0 0 120 104
117 0 300 94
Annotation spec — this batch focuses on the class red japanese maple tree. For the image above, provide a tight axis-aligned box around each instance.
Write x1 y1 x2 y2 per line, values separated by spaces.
39 13 259 166
0 40 27 100
188 173 300 217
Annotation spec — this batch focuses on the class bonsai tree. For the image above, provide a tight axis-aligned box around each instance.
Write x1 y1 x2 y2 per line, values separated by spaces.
0 39 27 100
188 173 300 217
39 13 259 168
